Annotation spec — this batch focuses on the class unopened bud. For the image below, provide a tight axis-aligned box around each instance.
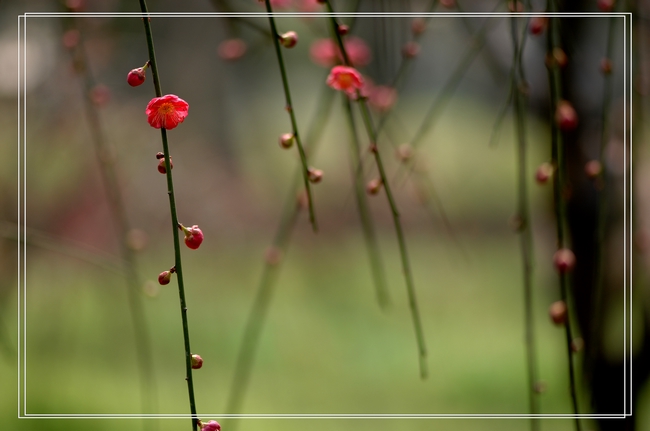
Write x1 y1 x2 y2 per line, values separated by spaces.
585 160 602 178
280 31 298 48
396 143 413 162
308 168 323 183
279 133 294 149
200 420 221 431
366 178 382 195
555 100 578 131
598 0 616 12
337 24 349 35
553 248 576 273
535 162 554 184
179 224 204 250
529 16 548 36
601 58 612 75
158 270 172 285
191 354 203 369
158 156 173 174
549 300 568 325
127 67 146 87
402 41 420 58
411 18 426 35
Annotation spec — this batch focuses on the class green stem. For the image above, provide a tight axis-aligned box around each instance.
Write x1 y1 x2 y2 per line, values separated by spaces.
546 4 581 429
265 0 318 233
343 96 390 310
137 2 198 430
224 83 335 428
325 1 428 379
509 13 540 430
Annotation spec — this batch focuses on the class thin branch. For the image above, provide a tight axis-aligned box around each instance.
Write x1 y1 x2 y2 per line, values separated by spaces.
137 2 198 430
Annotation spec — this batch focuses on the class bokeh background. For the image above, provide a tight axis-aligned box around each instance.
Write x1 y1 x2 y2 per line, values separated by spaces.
0 0 647 430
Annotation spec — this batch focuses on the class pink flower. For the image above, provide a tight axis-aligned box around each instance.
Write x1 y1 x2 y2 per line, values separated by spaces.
179 224 204 250
368 85 397 112
309 37 371 68
145 94 189 130
326 66 364 97
201 420 221 431
218 38 247 61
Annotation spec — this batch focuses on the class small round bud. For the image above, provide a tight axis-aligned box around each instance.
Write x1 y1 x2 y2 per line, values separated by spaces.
156 152 165 159
366 178 382 195
411 18 426 35
601 58 612 75
127 67 146 87
598 0 616 12
396 143 413 162
585 160 602 178
555 100 578 132
200 420 221 431
308 168 323 183
158 270 172 285
158 156 173 174
218 38 247 61
280 31 298 48
178 224 204 250
529 16 548 36
337 24 349 35
402 41 420 58
549 300 568 325
279 133 294 149
571 337 584 353
535 162 554 184
191 354 204 369
553 248 576 273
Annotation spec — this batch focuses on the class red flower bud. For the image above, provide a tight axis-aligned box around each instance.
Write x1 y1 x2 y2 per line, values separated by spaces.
366 178 382 195
280 31 298 48
191 354 203 369
402 41 420 59
553 248 576 273
127 67 146 87
598 0 615 12
555 100 578 132
337 24 349 35
179 224 204 250
158 157 173 174
158 270 172 285
200 420 221 431
308 168 323 183
529 16 548 36
584 160 602 178
549 300 567 325
535 162 554 184
279 133 294 149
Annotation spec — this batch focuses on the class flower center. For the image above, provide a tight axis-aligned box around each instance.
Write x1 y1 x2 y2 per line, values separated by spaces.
158 103 175 115
337 73 353 89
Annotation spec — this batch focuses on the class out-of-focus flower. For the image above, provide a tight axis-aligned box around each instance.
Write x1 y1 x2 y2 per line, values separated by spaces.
218 38 247 61
145 94 189 130
309 37 371 67
201 420 221 431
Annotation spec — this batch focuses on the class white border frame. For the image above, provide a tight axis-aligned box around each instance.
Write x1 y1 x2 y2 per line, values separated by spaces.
17 11 633 420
